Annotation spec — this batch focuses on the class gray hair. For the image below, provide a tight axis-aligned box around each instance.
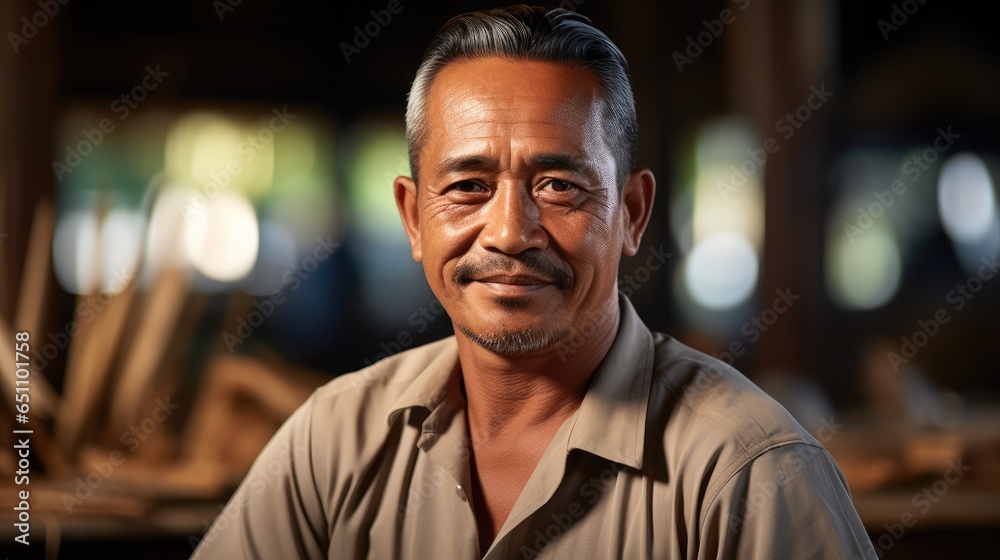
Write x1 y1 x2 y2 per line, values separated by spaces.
405 4 639 188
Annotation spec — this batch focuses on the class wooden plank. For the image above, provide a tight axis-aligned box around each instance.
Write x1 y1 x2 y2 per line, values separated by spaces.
9 198 59 417
107 267 188 435
55 282 137 458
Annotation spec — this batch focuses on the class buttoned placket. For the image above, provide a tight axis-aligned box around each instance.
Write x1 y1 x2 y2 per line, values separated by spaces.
416 382 481 558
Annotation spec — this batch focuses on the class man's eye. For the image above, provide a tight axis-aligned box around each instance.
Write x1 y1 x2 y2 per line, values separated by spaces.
451 181 487 193
545 179 577 192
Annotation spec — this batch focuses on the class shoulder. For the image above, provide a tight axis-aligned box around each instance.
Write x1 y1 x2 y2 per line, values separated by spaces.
645 334 825 506
290 336 458 451
651 334 815 443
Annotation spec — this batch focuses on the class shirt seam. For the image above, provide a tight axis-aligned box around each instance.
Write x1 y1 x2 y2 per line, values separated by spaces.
657 356 783 495
697 440 828 532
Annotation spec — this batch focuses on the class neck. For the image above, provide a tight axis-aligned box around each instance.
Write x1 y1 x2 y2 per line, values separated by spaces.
457 298 621 443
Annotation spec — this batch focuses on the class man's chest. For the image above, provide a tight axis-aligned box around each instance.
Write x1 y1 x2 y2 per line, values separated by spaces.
328 429 679 560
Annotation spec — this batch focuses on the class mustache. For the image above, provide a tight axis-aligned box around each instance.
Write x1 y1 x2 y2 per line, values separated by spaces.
454 251 574 289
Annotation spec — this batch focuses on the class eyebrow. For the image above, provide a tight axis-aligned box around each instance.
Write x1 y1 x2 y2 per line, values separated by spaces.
435 153 594 177
530 153 591 176
437 155 499 175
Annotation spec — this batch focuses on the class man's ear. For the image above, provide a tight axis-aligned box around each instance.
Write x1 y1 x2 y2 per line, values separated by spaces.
394 176 422 261
620 168 656 256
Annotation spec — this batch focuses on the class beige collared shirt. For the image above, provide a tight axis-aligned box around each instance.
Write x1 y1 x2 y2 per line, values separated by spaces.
191 297 876 559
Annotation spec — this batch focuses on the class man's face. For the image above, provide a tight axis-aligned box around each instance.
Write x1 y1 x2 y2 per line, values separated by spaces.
396 57 647 356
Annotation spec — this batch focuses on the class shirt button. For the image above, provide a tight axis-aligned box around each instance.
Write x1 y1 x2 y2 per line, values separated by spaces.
456 485 466 501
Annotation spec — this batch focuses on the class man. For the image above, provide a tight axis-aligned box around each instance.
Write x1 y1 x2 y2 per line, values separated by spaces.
192 5 877 559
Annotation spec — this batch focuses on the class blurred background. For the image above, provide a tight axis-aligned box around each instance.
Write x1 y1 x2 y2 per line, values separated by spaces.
1 0 999 558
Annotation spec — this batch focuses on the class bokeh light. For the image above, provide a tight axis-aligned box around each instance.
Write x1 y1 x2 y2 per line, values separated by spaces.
938 152 997 245
52 208 100 295
827 223 902 310
100 208 145 294
678 117 764 311
183 191 260 283
684 232 759 310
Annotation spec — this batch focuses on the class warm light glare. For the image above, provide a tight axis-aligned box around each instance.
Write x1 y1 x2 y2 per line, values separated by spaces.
143 184 196 283
693 165 765 246
164 112 274 200
100 209 145 294
183 192 259 282
690 117 765 249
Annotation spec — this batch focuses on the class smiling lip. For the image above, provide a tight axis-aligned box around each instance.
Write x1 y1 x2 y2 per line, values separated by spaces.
472 274 555 295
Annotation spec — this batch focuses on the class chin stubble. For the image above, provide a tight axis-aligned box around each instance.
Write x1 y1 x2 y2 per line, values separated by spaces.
456 323 571 356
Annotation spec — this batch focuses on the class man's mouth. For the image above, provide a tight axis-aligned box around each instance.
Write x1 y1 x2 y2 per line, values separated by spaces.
454 252 574 291
472 273 556 296
476 273 553 285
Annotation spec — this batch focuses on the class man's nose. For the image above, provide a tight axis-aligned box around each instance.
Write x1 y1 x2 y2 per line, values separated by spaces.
479 183 547 254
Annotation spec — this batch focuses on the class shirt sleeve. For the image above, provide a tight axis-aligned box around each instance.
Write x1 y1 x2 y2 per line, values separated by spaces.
190 397 329 559
698 443 878 560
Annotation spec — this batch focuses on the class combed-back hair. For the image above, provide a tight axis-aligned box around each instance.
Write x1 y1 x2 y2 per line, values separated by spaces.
405 4 638 188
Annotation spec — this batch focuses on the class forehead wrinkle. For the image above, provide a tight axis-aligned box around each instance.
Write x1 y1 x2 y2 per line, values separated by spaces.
442 100 590 129
435 80 596 131
441 88 593 103
446 122 586 138
428 63 601 120
438 102 594 136
422 58 615 181
428 58 603 112
431 128 605 180
434 119 593 155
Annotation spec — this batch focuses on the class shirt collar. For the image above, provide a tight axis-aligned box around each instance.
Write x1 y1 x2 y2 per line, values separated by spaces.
386 338 461 429
565 295 653 470
385 295 654 469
